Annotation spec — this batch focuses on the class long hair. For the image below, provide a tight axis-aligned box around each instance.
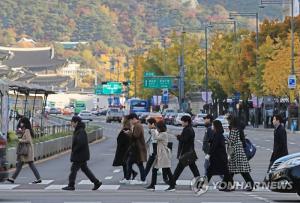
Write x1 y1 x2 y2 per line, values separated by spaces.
20 117 34 137
228 116 240 129
156 120 167 132
213 120 224 134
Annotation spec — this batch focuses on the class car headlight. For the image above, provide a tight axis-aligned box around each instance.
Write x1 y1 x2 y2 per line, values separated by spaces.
277 157 300 170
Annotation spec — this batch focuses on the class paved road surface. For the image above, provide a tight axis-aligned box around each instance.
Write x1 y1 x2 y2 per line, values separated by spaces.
1 116 300 203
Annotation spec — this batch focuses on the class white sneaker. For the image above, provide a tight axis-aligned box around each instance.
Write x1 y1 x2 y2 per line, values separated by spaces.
119 179 126 184
132 180 147 185
129 180 140 185
120 179 131 184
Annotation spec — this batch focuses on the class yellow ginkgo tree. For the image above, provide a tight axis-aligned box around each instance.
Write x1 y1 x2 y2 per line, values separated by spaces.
263 33 300 98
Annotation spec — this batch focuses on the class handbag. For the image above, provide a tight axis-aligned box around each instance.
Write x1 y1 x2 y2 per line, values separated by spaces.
179 142 197 166
243 138 256 160
16 142 29 156
179 150 198 166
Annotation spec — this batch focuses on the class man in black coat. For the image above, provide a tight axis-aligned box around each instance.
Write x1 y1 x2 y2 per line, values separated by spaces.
173 115 200 182
202 114 214 176
62 116 102 191
268 114 288 171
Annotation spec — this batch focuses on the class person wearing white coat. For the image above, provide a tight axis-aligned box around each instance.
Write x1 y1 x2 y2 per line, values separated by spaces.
145 121 175 192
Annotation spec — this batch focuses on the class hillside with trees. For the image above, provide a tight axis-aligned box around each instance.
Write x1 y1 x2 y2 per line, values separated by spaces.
0 0 283 47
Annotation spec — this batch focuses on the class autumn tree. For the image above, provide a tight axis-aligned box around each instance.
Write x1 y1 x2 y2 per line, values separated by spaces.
263 33 300 98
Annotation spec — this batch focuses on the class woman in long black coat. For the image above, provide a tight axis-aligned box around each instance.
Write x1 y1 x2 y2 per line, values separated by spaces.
113 116 137 182
206 120 232 190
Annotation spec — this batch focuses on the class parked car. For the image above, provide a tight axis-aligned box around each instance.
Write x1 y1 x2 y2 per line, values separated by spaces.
91 108 102 116
192 113 207 127
146 112 164 123
49 107 61 115
100 109 108 116
79 110 93 121
0 133 8 182
162 109 178 117
106 108 124 123
165 112 177 125
140 112 150 124
173 113 191 126
265 152 300 196
215 115 230 136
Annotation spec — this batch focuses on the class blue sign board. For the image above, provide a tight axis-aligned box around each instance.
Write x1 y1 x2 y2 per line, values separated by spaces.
162 89 169 104
288 75 296 89
233 92 241 103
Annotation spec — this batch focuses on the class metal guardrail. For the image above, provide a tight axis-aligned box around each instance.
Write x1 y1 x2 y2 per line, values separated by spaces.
33 124 72 138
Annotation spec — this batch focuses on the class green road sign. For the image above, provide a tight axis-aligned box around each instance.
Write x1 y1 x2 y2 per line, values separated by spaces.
95 82 122 95
144 77 173 89
144 72 155 77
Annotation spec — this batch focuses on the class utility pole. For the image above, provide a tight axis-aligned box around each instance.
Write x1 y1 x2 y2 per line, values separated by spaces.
134 53 137 98
205 26 209 106
179 27 185 112
255 12 260 128
162 36 167 74
291 0 295 75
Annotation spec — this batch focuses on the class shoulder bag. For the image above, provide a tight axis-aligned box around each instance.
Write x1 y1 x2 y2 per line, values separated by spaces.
179 143 197 167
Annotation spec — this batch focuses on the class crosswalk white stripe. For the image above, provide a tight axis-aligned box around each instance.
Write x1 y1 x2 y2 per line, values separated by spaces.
0 202 31 203
202 201 242 203
99 185 120 190
45 185 67 190
0 184 20 189
64 201 102 203
154 185 169 191
29 180 54 185
176 180 191 186
113 169 121 173
78 180 93 185
133 201 169 203
104 176 113 180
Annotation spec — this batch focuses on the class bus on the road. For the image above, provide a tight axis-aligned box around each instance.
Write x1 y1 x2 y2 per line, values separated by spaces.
124 98 149 114
74 100 86 114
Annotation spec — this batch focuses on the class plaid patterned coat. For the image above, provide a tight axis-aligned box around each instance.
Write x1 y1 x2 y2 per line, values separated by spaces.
227 129 251 173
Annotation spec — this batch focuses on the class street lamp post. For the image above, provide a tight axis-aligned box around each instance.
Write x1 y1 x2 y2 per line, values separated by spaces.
229 12 260 128
205 25 209 106
179 26 186 112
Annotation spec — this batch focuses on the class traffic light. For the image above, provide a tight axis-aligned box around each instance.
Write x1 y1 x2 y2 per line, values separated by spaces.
122 81 131 86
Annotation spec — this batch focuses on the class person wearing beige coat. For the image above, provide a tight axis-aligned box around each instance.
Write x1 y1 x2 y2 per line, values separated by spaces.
7 117 41 184
153 131 171 169
146 121 175 192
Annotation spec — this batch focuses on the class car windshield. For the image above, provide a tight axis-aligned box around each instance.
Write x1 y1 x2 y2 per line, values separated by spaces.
131 100 147 107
